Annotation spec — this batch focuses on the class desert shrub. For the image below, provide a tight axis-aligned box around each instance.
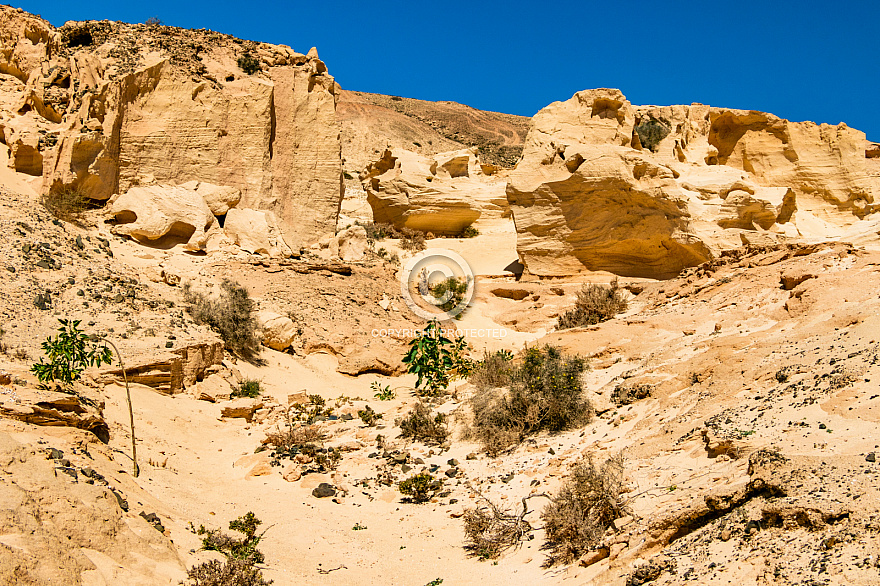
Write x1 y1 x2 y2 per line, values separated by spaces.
398 402 448 445
185 558 271 586
288 394 334 424
358 405 382 426
403 321 472 396
611 383 652 406
359 221 395 241
428 276 471 315
237 53 261 75
41 186 92 224
634 117 670 152
470 346 590 455
188 512 271 585
468 349 515 392
542 453 628 565
145 16 163 26
31 319 112 388
463 500 532 559
458 226 479 238
234 379 262 399
183 280 261 362
398 227 426 252
398 472 443 503
557 281 628 330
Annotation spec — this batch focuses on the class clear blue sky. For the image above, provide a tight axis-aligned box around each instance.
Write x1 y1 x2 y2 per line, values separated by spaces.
20 1 879 141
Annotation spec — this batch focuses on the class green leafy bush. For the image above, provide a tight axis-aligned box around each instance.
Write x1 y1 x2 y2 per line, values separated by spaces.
470 346 590 455
237 53 262 75
428 276 471 316
397 402 448 445
459 226 479 238
184 280 261 362
31 319 112 387
557 281 628 330
403 321 471 396
372 381 395 400
398 472 443 503
542 454 628 565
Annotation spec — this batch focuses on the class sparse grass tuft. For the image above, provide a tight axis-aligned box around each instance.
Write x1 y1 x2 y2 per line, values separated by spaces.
183 280 261 362
542 453 629 565
358 405 382 426
468 349 515 392
557 280 628 330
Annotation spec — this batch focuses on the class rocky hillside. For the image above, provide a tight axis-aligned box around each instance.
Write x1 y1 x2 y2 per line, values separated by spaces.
339 89 530 172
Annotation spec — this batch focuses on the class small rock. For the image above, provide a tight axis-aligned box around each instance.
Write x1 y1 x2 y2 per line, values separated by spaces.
48 448 64 459
612 515 633 531
312 483 336 498
720 529 731 541
465 453 477 460
282 464 302 482
866 452 876 463
579 547 610 567
447 458 459 467
445 468 458 478
165 341 174 348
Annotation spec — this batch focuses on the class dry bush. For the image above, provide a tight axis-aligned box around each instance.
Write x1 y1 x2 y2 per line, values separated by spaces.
611 383 653 406
463 500 533 559
470 346 590 455
542 453 629 565
397 402 448 445
185 558 271 586
468 349 515 392
557 280 628 329
41 186 92 224
264 423 326 454
183 280 261 362
398 227 426 252
398 472 443 503
359 221 395 241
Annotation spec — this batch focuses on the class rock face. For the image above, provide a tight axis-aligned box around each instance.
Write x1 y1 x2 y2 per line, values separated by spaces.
224 208 293 257
0 8 343 250
361 148 508 235
508 88 880 278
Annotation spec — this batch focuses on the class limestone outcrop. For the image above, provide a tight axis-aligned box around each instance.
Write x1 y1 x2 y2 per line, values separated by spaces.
0 8 343 249
508 88 880 278
361 148 508 235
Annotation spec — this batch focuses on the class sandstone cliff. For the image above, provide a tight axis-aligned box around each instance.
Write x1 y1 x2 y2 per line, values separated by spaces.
508 88 880 278
0 7 343 250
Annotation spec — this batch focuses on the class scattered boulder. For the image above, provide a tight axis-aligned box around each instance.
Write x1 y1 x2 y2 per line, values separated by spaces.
258 311 297 351
221 398 264 422
312 483 336 498
224 208 293 257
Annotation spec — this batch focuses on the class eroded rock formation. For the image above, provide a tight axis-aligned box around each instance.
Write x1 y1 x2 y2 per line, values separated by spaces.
0 8 343 250
508 88 880 278
361 148 508 235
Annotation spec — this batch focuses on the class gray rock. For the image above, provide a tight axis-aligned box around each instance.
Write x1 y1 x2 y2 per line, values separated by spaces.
867 452 876 463
312 483 336 498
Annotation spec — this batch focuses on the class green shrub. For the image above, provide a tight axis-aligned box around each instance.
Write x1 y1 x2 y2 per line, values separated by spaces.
398 402 448 445
402 321 471 396
634 117 670 152
358 405 382 426
237 53 261 75
428 276 471 316
183 280 261 362
557 281 628 330
234 379 262 399
398 472 442 503
188 512 271 585
31 319 112 388
459 226 479 238
542 454 629 565
470 346 590 455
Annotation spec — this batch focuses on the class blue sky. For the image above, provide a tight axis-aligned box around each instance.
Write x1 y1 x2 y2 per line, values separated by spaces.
20 1 879 141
